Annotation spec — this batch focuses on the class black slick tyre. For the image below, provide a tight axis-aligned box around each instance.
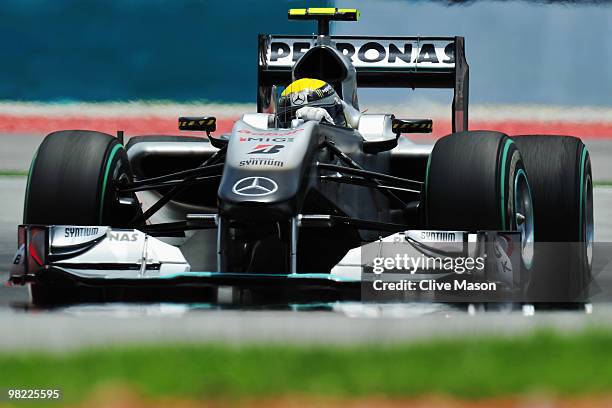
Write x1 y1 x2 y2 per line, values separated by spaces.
512 135 593 302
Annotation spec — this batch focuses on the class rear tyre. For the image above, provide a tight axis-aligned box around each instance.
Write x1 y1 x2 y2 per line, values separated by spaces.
512 135 593 302
424 131 535 290
24 130 140 305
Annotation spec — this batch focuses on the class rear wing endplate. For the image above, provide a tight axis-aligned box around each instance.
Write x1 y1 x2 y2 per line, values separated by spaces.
257 35 469 132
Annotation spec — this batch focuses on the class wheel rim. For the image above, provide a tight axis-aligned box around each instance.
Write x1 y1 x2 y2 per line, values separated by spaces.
515 170 534 269
584 173 594 270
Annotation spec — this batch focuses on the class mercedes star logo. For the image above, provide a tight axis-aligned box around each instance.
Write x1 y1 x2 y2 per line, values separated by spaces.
232 177 278 197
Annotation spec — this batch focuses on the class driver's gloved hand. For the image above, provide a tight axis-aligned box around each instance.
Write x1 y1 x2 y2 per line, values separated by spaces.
295 107 335 125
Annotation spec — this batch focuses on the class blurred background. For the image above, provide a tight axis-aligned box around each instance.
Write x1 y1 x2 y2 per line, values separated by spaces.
0 0 326 103
0 0 609 146
0 0 610 105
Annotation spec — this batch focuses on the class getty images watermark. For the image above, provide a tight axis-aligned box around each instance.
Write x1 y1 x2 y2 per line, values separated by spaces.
361 233 609 302
370 253 496 292
359 232 521 302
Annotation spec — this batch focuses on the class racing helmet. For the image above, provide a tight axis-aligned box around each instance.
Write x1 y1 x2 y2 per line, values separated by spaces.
277 78 346 127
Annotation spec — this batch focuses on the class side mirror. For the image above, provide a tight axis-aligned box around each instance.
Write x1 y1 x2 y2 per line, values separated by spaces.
392 118 433 134
178 116 216 132
178 116 227 148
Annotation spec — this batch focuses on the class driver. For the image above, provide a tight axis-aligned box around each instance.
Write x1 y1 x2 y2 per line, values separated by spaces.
277 78 346 128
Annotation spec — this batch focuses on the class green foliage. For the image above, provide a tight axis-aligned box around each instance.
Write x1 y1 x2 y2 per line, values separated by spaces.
2 329 612 405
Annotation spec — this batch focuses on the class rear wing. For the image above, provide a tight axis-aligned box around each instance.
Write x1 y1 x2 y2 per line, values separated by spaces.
257 35 469 132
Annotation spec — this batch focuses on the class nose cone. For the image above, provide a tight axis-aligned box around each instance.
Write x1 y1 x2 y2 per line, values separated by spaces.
217 120 318 221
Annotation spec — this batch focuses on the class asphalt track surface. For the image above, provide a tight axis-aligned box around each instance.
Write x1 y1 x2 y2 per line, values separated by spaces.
1 134 612 349
1 305 612 351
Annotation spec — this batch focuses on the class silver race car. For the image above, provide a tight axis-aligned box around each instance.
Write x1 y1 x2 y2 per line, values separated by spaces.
9 8 593 305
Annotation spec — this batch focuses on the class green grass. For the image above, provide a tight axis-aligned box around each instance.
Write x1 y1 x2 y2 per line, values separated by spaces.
595 180 612 187
0 170 28 177
2 329 612 405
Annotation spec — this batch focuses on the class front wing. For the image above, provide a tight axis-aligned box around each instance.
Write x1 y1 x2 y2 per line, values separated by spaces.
8 225 523 302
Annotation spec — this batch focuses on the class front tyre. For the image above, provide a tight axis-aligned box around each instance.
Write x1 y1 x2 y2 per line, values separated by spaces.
24 130 139 226
424 131 534 273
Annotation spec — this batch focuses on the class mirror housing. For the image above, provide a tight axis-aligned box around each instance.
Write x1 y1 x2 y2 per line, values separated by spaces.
178 117 216 132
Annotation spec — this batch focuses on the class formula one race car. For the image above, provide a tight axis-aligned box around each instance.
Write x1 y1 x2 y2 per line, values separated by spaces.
9 8 593 305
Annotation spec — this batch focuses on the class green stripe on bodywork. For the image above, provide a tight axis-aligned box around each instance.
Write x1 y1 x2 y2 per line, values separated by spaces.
23 148 39 222
99 144 123 224
500 139 515 230
578 147 588 238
